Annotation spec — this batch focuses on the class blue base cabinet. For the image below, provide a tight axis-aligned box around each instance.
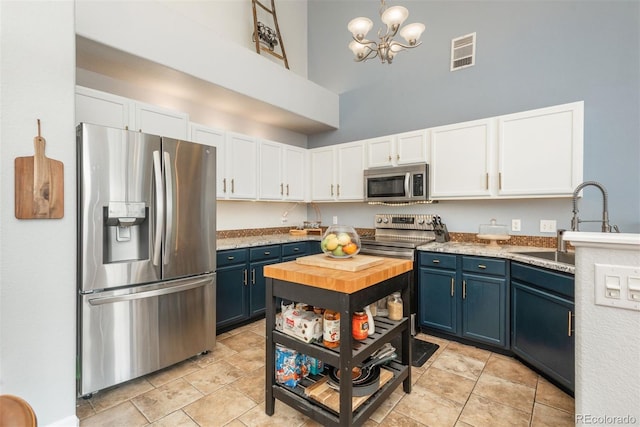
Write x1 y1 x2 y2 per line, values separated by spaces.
217 240 318 332
511 262 575 392
418 252 509 349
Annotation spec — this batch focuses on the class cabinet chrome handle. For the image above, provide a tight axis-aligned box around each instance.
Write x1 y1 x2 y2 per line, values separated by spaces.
227 256 235 260
337 184 340 197
243 269 247 285
388 155 392 162
231 178 235 194
396 154 400 161
568 311 573 337
286 184 289 196
330 184 334 196
463 280 467 299
450 277 454 297
223 178 227 193
478 264 487 269
432 259 440 264
280 183 284 195
485 173 489 190
251 268 256 285
499 172 502 190
264 251 271 255
293 248 300 252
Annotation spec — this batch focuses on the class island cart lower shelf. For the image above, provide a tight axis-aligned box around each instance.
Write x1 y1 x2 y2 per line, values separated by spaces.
264 258 414 427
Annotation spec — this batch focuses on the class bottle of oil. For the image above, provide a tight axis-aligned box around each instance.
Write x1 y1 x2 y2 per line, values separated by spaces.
323 309 340 348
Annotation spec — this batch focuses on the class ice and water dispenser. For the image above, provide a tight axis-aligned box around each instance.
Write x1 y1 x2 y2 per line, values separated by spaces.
103 201 149 264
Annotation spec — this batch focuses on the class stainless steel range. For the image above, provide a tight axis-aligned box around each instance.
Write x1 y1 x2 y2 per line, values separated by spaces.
360 213 438 335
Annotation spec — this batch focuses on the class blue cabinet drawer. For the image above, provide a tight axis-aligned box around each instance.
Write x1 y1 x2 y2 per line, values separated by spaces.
217 249 248 267
419 252 457 269
250 245 281 262
281 241 308 257
512 262 574 299
462 256 506 276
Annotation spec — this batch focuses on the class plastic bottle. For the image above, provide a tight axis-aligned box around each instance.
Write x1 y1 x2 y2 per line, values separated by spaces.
364 304 375 336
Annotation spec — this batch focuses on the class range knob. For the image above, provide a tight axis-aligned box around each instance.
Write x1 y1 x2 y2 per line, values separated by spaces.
382 217 389 223
417 218 426 225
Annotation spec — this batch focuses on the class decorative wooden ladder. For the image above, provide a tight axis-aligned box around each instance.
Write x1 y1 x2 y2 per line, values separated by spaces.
251 0 289 69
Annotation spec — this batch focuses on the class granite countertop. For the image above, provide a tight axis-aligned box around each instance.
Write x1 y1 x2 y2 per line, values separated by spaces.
417 242 575 274
217 234 574 274
217 233 321 251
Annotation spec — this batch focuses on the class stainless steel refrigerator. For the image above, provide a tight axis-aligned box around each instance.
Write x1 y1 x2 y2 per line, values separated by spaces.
77 123 216 396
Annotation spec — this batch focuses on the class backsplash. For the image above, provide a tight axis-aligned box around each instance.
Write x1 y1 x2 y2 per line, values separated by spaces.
217 228 558 248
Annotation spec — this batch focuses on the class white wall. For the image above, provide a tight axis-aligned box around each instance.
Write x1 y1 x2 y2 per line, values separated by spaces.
566 233 640 422
0 1 77 426
218 200 307 230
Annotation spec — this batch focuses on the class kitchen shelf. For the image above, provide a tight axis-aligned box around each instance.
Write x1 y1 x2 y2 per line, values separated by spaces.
264 262 412 427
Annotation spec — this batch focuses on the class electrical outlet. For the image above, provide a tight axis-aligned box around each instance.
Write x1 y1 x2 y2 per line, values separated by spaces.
511 219 521 232
540 220 557 233
332 216 338 225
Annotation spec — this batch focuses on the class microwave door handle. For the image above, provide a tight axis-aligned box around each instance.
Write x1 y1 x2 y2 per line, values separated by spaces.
163 151 174 266
404 172 411 196
152 150 163 266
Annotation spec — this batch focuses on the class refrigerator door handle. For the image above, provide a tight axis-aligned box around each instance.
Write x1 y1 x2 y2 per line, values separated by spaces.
87 277 211 305
152 150 164 266
163 151 174 266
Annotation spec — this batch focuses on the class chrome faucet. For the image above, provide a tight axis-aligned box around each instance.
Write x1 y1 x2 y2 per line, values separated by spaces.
571 181 620 233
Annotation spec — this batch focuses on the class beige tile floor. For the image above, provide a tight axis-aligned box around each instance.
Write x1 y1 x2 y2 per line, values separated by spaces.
77 318 575 426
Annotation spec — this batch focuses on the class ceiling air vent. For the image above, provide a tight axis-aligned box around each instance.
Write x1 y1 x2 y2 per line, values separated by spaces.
451 32 476 71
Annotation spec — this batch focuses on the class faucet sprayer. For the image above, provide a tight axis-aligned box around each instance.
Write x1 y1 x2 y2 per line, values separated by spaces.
571 181 620 233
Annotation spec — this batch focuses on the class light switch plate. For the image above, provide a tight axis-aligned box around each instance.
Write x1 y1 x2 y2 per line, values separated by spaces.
595 264 640 311
540 220 557 233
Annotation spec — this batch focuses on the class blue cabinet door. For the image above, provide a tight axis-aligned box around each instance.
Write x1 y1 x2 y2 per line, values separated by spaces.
216 264 248 329
419 267 457 334
249 259 276 317
462 273 507 347
512 281 575 391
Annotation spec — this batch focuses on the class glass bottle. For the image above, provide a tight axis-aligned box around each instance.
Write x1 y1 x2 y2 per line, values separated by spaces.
323 309 340 348
387 292 403 321
352 311 369 341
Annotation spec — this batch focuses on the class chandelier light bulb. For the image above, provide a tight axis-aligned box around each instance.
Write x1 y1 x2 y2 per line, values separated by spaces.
399 22 425 45
348 17 373 41
349 40 369 59
381 5 408 29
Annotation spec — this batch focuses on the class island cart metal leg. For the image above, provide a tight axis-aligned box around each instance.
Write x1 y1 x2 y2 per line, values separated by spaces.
265 277 276 415
402 273 412 393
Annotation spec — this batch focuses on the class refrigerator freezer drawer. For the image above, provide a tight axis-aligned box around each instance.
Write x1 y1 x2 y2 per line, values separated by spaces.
78 274 216 396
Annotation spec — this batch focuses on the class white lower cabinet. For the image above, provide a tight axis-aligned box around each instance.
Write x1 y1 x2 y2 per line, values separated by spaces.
310 142 365 201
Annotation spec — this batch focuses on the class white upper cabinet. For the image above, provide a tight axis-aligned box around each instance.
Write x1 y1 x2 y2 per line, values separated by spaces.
225 132 258 200
497 102 583 197
258 141 306 201
310 142 365 202
75 86 189 140
282 145 306 201
336 142 366 200
75 86 130 129
134 102 189 140
190 123 226 199
430 119 495 199
258 140 284 200
365 130 428 168
310 147 336 201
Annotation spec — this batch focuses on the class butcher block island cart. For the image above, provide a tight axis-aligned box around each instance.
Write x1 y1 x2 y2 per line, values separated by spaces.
264 256 413 427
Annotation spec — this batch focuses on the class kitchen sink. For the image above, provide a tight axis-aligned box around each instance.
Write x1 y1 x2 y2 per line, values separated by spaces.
514 251 575 265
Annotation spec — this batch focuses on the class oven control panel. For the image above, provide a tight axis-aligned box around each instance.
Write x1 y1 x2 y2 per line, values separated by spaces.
374 214 435 230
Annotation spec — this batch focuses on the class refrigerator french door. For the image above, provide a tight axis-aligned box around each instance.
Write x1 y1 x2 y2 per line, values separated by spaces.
77 123 216 396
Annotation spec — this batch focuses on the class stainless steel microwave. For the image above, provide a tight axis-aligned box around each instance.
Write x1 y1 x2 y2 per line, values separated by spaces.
364 164 429 203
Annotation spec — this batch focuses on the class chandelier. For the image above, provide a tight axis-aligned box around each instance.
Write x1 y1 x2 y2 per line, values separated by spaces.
348 0 425 64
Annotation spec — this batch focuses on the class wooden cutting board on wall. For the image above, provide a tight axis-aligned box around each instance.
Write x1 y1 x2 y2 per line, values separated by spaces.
14 121 64 219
